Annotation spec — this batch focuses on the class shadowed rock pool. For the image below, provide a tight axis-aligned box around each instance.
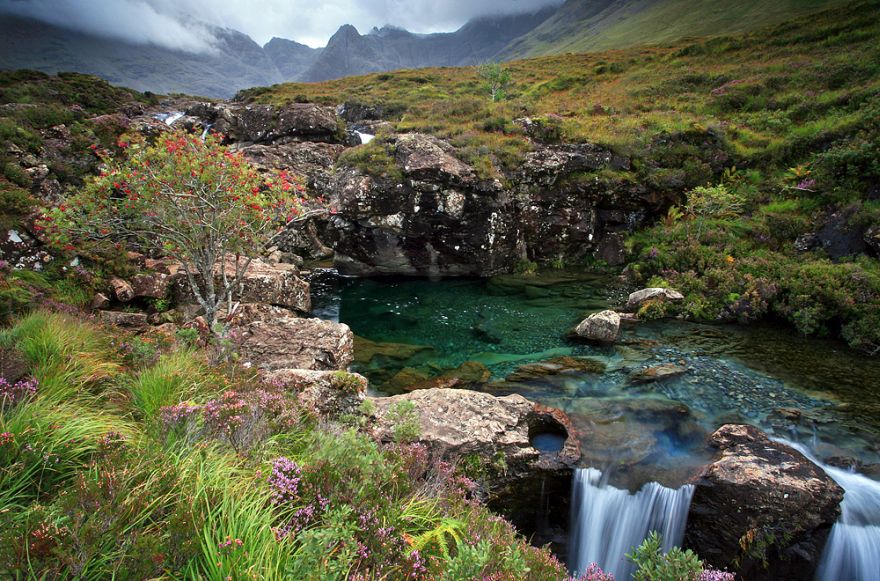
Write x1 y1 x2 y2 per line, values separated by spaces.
310 269 880 489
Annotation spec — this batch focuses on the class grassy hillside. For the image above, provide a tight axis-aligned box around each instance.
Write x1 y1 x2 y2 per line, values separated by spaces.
501 0 849 58
242 0 880 353
0 311 572 578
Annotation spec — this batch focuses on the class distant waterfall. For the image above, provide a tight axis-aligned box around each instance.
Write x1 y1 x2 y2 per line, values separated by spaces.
569 468 694 579
355 131 374 144
781 441 880 581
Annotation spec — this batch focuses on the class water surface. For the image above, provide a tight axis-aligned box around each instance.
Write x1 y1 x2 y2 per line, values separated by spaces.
310 269 880 488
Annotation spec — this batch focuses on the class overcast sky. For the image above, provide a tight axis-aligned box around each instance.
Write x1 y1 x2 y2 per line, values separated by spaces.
0 0 563 49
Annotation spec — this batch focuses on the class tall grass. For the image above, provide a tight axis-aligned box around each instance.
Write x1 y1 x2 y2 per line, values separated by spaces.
0 398 134 510
128 350 211 420
0 311 119 403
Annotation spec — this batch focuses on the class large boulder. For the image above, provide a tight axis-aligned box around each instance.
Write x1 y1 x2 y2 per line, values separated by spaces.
235 314 354 372
625 287 684 311
684 424 844 580
369 388 580 550
573 310 621 343
172 258 311 315
369 388 578 475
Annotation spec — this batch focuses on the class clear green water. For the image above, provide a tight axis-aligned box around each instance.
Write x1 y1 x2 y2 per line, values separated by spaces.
311 269 880 489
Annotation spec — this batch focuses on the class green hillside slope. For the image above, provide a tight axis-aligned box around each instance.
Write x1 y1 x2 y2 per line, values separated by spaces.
242 0 880 352
501 0 849 58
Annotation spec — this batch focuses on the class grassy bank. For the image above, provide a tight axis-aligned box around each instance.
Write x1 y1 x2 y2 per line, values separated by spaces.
0 311 574 579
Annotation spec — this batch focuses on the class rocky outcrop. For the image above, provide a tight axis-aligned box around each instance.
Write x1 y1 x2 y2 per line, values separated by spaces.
172 258 311 315
235 311 354 372
329 133 515 276
186 102 342 144
328 132 669 276
685 424 844 580
573 310 621 343
369 388 579 550
625 287 684 311
265 368 367 417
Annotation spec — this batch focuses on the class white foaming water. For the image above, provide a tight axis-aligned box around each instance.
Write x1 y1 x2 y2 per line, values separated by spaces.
781 440 880 581
355 131 375 144
569 468 695 579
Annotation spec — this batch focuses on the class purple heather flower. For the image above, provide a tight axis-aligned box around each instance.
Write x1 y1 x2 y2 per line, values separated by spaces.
268 456 301 505
0 376 38 407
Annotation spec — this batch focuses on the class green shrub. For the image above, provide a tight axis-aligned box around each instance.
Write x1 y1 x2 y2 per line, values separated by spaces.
628 532 704 581
386 400 421 443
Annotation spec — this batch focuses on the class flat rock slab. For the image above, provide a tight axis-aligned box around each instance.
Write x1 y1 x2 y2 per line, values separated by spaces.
236 316 354 372
370 388 579 478
173 258 311 314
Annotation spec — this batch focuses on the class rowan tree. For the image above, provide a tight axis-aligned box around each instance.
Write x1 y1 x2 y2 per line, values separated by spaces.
41 131 325 326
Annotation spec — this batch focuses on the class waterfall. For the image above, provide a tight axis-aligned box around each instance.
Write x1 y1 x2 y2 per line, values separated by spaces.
200 123 213 141
355 131 375 144
781 440 880 581
569 468 694 579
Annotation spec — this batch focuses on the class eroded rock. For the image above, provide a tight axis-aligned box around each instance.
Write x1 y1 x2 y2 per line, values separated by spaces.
625 287 684 311
684 424 844 580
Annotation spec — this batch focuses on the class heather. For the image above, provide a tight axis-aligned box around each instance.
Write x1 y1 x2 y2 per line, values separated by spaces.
0 311 576 579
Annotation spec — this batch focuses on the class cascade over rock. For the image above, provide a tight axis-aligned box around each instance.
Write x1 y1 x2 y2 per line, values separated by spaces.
684 424 844 580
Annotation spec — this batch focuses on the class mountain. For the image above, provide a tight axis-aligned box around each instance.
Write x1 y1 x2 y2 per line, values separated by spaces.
299 8 557 82
501 0 849 59
0 15 283 98
263 38 322 80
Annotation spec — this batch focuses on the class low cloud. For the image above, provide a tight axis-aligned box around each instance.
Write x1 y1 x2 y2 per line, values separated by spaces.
0 0 563 50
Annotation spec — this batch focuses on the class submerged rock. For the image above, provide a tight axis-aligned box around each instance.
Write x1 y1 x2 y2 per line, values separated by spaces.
573 310 621 343
630 363 688 383
684 424 844 580
505 356 606 382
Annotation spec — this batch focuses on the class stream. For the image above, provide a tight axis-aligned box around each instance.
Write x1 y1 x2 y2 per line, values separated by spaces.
309 268 880 578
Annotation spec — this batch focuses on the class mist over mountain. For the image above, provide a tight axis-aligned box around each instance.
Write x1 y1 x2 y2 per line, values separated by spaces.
0 6 556 97
0 0 848 97
300 7 557 82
